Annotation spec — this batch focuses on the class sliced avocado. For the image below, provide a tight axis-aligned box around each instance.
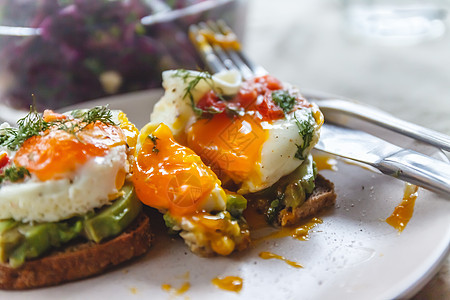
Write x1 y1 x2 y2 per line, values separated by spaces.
7 219 83 268
0 220 21 263
0 183 142 267
282 154 316 208
283 182 307 208
0 219 18 234
83 184 142 243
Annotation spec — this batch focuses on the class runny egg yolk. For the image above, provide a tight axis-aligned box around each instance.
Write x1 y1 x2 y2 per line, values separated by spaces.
186 113 268 186
14 121 127 182
132 123 221 217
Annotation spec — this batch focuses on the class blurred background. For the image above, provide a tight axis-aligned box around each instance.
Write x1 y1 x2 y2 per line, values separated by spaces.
245 0 450 136
0 0 448 298
0 0 449 136
0 0 246 112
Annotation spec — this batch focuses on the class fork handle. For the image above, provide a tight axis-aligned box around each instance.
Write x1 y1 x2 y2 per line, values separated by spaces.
317 99 450 152
376 149 450 195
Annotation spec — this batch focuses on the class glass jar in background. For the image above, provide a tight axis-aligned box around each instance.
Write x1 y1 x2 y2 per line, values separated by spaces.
0 0 246 113
341 0 448 45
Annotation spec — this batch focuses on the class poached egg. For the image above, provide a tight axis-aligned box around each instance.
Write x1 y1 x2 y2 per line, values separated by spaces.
0 109 138 223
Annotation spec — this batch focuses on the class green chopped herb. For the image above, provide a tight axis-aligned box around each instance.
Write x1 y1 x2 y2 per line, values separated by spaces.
272 90 297 114
148 134 158 144
294 112 315 160
266 198 282 224
148 134 159 154
0 166 30 185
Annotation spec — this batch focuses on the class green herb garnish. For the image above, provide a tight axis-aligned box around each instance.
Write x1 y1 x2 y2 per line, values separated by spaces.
0 106 49 151
294 113 315 160
173 70 229 117
0 106 116 151
174 69 213 116
266 198 282 224
272 90 296 114
0 166 30 184
71 106 117 126
148 134 159 154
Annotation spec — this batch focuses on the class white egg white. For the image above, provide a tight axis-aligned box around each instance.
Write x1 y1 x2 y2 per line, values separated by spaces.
0 145 129 223
240 108 321 194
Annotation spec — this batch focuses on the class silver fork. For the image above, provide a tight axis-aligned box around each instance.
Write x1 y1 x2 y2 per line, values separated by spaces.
189 20 450 195
189 20 450 153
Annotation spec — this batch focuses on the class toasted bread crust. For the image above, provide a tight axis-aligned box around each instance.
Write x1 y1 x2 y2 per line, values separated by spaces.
278 174 336 226
0 213 152 290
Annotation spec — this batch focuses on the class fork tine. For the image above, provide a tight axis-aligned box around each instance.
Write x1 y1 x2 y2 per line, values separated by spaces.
214 20 267 77
198 22 237 71
189 20 267 79
204 21 254 79
189 24 226 74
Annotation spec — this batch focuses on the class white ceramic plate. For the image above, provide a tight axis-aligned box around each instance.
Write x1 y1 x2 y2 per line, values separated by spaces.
1 90 449 300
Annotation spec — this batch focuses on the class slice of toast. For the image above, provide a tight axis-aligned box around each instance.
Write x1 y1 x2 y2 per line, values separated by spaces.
277 174 336 226
0 213 153 290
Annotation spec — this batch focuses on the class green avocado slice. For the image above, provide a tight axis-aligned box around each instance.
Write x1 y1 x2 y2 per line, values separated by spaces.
83 183 142 243
0 183 142 268
282 154 317 208
3 219 84 268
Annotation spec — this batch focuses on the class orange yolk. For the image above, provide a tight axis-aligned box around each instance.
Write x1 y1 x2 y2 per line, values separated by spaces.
187 113 268 185
132 123 220 217
42 110 67 122
14 121 127 181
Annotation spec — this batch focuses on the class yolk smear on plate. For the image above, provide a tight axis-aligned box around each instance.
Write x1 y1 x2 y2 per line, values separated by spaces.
255 217 323 242
211 276 243 293
313 155 338 172
259 251 303 268
161 282 190 296
386 183 419 232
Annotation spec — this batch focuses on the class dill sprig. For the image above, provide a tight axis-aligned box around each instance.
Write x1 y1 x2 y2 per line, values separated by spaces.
71 106 117 126
173 69 227 117
0 106 49 151
0 106 117 151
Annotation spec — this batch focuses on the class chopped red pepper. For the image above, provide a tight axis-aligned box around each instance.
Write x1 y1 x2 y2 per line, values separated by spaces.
0 152 9 170
195 75 289 122
196 90 227 115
